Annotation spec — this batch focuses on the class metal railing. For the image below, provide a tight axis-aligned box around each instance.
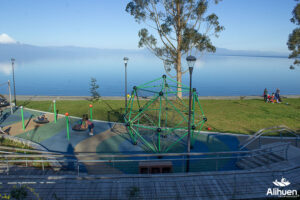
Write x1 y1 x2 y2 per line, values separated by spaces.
240 125 300 150
0 142 290 176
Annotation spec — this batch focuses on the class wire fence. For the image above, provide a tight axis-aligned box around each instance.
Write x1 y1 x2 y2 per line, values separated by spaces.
0 142 290 176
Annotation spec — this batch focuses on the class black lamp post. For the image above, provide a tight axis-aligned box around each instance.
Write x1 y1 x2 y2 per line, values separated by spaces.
186 55 196 172
124 57 129 110
11 58 16 107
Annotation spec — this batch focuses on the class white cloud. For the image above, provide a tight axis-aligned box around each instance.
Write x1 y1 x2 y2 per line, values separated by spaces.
0 33 16 44
0 62 13 75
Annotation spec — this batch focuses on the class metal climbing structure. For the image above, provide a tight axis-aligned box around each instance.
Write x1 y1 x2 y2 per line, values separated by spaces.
124 75 207 153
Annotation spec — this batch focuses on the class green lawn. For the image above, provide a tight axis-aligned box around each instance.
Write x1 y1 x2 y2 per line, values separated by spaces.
17 98 300 135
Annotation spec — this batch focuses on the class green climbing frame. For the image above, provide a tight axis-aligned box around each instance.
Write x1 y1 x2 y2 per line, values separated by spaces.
124 75 207 153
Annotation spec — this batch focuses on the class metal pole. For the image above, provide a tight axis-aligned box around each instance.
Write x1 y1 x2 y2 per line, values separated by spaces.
53 100 57 123
186 67 193 173
11 58 16 106
8 80 13 114
65 113 70 140
20 106 25 130
89 104 93 121
125 62 128 111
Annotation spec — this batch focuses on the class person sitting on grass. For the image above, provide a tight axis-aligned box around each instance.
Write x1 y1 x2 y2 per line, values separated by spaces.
266 94 271 102
275 88 281 103
270 93 275 103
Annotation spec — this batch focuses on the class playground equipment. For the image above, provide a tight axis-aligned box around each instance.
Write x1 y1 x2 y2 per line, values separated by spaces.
33 113 49 124
124 75 207 153
65 113 70 141
20 106 25 130
89 104 93 121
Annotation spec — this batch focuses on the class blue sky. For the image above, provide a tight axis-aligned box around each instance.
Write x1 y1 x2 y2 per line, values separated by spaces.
0 0 297 52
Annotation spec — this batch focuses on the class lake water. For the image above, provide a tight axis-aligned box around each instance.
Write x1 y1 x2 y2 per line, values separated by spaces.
0 54 299 96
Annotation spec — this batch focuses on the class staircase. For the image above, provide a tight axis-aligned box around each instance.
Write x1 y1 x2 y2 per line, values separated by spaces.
236 142 288 170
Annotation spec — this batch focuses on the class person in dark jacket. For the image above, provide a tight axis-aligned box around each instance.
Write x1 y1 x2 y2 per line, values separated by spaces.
263 88 268 102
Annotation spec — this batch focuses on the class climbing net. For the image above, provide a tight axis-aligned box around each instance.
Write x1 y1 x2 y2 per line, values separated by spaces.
124 75 207 153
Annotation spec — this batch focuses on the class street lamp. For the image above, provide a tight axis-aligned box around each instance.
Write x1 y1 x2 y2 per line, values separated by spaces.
123 57 129 111
186 55 196 172
11 58 16 107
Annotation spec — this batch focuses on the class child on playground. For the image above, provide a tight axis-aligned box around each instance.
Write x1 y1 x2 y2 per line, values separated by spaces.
83 115 94 136
37 114 47 121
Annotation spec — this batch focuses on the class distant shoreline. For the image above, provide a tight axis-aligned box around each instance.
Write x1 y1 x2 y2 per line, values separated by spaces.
3 95 300 101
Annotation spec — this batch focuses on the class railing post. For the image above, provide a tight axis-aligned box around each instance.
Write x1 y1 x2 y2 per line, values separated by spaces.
216 154 219 171
25 152 28 167
285 144 289 161
182 155 185 173
42 159 44 172
6 159 9 175
77 161 80 176
232 172 236 199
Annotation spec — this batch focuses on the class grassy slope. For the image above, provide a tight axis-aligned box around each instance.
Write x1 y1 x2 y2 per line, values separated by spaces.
18 98 300 135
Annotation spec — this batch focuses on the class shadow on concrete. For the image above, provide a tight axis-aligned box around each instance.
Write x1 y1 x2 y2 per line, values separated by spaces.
25 114 34 129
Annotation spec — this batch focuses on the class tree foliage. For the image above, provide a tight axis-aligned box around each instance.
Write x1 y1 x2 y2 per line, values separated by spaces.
126 0 224 61
288 0 300 67
126 0 224 97
90 77 100 101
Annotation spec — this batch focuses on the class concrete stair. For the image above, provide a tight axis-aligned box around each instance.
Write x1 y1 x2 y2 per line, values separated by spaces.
236 142 287 170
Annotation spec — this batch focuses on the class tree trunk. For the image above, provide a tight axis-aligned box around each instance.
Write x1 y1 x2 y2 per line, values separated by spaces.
176 52 182 99
176 1 182 99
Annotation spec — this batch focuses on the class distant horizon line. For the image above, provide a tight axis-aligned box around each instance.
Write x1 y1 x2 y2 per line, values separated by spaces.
0 41 289 55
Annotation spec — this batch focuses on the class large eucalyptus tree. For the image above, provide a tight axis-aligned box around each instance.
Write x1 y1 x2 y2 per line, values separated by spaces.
126 0 224 98
288 0 300 69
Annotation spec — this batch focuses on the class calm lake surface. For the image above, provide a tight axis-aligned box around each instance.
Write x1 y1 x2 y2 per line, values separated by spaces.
0 54 299 96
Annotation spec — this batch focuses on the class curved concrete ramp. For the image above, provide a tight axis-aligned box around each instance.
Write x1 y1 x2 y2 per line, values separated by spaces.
74 124 127 174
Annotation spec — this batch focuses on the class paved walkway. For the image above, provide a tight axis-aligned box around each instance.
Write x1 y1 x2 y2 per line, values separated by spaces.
3 94 300 101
